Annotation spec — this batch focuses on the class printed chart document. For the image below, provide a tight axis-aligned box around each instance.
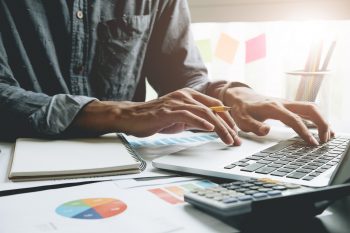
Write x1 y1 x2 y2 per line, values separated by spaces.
9 134 142 181
0 181 238 233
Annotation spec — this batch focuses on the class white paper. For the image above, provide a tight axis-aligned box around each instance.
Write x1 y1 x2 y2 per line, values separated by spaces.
0 181 238 233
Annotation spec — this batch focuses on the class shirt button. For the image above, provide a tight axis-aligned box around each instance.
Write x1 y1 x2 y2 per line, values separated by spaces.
76 11 84 19
73 65 84 75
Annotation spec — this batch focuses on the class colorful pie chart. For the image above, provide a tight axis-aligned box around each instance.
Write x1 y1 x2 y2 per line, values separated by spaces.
56 198 127 220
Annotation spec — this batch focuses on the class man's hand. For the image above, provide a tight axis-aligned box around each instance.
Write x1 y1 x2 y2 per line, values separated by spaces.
73 88 241 145
223 87 334 145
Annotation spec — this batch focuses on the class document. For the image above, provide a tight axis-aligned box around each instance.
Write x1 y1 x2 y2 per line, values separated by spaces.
0 181 238 233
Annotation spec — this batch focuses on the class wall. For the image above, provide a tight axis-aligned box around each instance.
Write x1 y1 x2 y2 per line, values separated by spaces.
188 0 350 22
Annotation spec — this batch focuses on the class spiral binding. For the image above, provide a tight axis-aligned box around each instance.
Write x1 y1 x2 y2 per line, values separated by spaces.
118 134 147 171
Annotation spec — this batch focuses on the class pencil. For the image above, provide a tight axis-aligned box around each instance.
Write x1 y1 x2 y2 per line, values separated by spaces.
210 106 232 112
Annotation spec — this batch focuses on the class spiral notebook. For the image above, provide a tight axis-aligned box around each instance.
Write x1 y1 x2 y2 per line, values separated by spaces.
8 134 145 182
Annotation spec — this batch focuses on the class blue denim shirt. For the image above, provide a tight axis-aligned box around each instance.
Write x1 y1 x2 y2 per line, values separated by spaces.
0 0 209 140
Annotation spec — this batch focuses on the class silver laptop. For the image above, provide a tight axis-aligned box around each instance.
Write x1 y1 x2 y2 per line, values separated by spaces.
153 132 350 187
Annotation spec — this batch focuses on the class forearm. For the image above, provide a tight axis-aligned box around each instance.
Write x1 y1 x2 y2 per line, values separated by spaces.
205 81 251 104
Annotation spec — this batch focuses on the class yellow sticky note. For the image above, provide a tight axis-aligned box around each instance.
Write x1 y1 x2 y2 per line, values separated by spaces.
195 39 213 63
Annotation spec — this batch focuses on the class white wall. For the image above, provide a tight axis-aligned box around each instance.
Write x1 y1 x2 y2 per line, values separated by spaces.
188 0 350 22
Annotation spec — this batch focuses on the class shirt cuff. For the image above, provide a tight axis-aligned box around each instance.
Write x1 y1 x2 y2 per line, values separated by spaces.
29 94 97 135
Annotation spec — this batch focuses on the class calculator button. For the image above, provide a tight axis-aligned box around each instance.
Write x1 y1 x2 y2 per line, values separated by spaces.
238 195 253 201
222 197 238 203
245 190 258 195
262 183 276 188
267 190 282 196
272 186 287 191
258 188 273 193
253 193 268 199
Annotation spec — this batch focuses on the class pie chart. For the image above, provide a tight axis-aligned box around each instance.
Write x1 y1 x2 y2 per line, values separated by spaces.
56 198 127 220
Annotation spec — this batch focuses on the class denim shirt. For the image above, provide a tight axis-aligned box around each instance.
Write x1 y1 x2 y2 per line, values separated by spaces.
0 0 209 140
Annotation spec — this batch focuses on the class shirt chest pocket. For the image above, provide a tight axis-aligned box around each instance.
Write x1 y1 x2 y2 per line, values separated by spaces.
91 15 151 100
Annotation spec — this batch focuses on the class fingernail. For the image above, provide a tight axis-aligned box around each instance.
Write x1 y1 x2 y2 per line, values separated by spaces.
259 125 270 135
234 135 242 146
204 122 215 131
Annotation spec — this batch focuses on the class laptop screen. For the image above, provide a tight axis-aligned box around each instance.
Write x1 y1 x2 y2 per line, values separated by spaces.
329 141 350 185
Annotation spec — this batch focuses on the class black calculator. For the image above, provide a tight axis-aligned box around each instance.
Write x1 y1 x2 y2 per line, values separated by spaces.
184 178 315 217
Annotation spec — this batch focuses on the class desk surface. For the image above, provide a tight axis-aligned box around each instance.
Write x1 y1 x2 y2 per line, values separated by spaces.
1 127 350 233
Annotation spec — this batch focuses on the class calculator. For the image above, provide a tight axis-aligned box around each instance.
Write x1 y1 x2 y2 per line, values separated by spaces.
184 178 314 217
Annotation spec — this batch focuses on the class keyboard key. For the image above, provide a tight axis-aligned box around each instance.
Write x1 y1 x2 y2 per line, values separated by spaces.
255 166 277 174
286 172 307 179
235 162 250 167
269 163 284 168
302 165 318 170
262 140 296 153
224 164 236 169
270 171 288 177
239 159 250 163
290 162 304 166
277 168 294 173
257 160 272 165
296 168 312 173
246 156 260 161
309 172 321 177
302 176 315 181
240 163 266 172
284 164 299 170
274 160 289 165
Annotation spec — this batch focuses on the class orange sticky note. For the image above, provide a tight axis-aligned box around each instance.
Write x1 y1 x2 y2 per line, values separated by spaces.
245 33 266 63
215 33 239 64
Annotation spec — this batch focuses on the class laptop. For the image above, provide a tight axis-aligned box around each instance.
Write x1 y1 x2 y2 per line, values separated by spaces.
153 130 350 188
182 137 350 218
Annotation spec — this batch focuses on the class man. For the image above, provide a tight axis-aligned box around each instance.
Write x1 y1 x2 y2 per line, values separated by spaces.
0 0 332 145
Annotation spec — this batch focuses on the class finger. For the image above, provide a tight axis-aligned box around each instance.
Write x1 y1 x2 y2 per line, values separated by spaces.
234 114 270 136
183 92 236 130
284 103 331 143
217 115 241 146
162 109 234 145
175 104 235 145
256 104 318 145
216 111 237 133
160 110 215 133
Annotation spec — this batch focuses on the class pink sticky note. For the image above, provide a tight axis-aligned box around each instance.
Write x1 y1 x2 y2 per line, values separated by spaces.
245 34 266 63
215 33 239 64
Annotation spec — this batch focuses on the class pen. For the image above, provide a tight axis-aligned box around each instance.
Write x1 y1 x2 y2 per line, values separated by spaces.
210 106 232 113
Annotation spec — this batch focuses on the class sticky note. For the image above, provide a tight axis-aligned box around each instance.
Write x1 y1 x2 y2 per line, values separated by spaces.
245 33 266 63
214 33 239 64
195 39 212 63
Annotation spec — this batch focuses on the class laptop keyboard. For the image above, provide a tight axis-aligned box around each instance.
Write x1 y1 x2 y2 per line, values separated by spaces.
224 136 350 181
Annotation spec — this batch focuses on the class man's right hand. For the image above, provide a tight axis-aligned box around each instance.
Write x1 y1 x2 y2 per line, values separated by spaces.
73 88 241 145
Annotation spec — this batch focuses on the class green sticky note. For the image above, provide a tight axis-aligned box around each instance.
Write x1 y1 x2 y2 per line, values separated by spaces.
195 39 213 63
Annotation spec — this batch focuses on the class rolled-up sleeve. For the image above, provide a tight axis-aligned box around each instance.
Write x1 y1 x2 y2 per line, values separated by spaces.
0 33 95 140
